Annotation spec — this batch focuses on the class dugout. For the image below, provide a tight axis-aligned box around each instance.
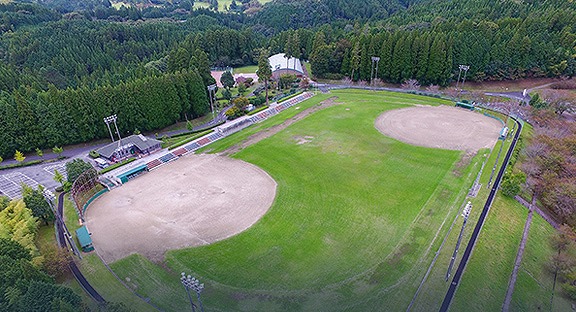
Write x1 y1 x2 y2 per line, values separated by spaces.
455 101 475 110
76 226 94 252
117 164 148 183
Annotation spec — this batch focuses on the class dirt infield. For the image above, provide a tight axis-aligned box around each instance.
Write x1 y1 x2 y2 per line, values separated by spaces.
375 105 503 151
85 154 276 263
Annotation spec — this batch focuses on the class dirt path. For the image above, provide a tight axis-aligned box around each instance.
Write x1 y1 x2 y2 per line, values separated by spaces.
220 97 340 155
502 197 535 312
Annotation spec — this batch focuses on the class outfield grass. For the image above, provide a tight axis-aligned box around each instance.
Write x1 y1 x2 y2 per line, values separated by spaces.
103 90 485 310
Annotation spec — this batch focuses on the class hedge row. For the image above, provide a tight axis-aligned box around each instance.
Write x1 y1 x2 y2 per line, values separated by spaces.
168 130 213 150
247 105 269 116
277 90 304 103
99 158 136 174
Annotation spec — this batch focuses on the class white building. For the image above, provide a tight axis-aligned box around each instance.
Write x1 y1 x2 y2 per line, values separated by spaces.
268 53 305 79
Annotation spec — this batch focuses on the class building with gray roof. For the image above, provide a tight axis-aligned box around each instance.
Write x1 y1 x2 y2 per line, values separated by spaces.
96 134 162 162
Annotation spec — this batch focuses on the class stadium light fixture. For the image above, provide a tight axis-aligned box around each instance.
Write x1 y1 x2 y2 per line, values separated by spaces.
370 56 380 86
456 65 470 98
446 201 472 281
103 114 117 142
207 84 217 114
181 272 205 312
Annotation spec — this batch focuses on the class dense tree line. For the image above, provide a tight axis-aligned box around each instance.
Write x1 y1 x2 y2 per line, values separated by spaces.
0 0 574 157
305 14 575 84
0 69 208 157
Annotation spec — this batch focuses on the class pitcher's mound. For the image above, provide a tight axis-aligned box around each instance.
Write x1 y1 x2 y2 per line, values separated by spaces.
375 105 502 151
85 154 276 263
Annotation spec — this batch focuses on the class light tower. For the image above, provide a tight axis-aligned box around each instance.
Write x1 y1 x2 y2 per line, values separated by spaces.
181 272 205 312
455 65 470 97
370 56 381 86
445 201 472 281
103 114 122 149
207 84 217 115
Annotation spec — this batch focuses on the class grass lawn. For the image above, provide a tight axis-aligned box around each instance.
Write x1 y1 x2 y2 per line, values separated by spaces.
450 195 528 312
303 60 312 76
511 214 573 311
106 90 484 310
234 65 258 74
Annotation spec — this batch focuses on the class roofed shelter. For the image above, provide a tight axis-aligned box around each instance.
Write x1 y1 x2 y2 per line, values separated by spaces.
268 53 305 79
76 225 94 252
96 134 162 162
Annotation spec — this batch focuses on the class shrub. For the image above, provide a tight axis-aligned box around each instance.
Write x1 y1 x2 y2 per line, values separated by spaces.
0 159 43 170
501 172 526 197
168 130 213 150
248 105 269 116
99 158 136 174
89 150 100 159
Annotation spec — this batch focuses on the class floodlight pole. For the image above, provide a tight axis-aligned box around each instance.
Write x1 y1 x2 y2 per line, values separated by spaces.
104 114 122 148
207 84 217 115
181 272 204 312
445 202 472 281
457 65 470 98
370 57 380 86
103 115 115 143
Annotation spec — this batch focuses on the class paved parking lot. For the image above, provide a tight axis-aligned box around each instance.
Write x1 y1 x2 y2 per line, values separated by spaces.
0 172 41 199
43 163 68 180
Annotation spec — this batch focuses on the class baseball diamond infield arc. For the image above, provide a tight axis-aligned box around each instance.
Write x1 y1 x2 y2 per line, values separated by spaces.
85 154 277 263
375 105 503 151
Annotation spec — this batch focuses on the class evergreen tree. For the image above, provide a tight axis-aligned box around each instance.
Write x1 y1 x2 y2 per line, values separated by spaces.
220 71 235 90
350 41 361 81
257 52 272 105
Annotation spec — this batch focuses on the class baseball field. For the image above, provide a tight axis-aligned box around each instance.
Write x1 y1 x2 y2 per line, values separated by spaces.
85 89 503 311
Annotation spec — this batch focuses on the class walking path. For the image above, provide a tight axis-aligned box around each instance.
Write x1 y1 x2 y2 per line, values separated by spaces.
502 197 535 312
515 195 559 229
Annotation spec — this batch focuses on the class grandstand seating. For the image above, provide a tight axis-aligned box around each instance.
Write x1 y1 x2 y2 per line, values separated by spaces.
146 159 162 171
172 148 187 157
159 153 176 164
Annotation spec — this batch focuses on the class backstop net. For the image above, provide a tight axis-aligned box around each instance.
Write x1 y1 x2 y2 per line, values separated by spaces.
70 168 102 220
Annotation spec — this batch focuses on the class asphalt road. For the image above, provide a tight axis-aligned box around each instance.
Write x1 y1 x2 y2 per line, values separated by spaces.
439 117 522 311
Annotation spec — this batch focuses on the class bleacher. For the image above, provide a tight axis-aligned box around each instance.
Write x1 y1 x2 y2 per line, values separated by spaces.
146 159 162 171
172 148 187 157
159 153 177 164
